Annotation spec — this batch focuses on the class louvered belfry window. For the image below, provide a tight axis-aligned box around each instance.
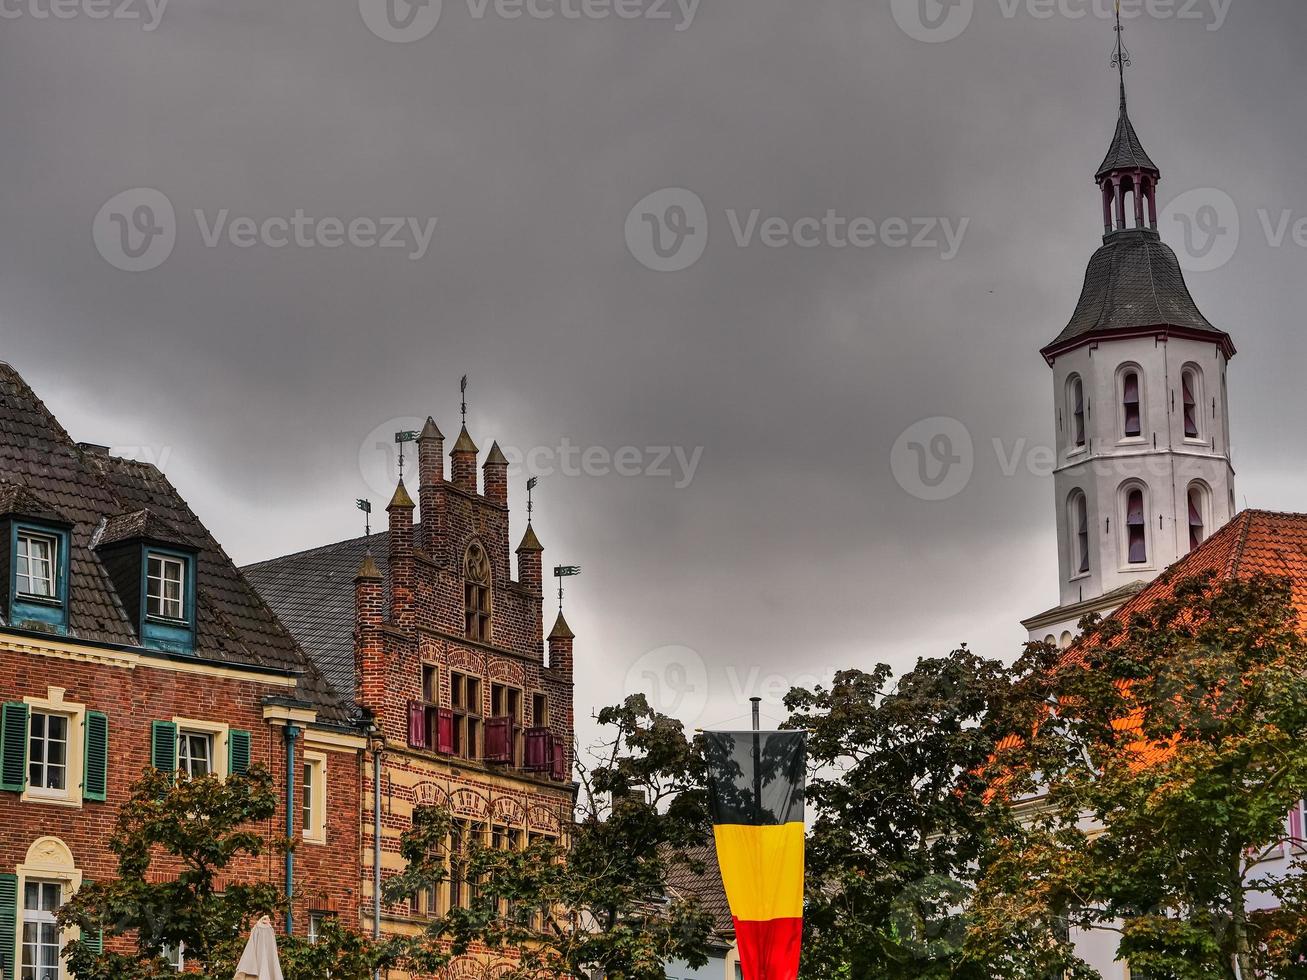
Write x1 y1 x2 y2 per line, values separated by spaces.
464 542 492 642
1126 489 1147 564
1183 371 1200 439
1122 371 1142 437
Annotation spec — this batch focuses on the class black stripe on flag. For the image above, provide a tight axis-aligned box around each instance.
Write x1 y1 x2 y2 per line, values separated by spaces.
704 730 806 827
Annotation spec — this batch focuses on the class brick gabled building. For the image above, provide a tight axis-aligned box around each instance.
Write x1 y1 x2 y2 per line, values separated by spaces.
245 416 578 977
0 363 364 979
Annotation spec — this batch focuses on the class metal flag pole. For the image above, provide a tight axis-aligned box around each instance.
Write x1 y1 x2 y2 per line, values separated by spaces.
751 696 762 814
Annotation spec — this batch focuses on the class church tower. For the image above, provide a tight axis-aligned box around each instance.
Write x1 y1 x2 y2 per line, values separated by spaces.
1023 26 1236 645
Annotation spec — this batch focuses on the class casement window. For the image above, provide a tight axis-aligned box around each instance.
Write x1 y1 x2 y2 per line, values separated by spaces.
464 542 492 643
1068 376 1086 450
1182 367 1203 440
161 942 186 972
448 819 481 910
1188 484 1209 552
301 752 327 844
21 880 63 980
1125 487 1148 565
1068 491 1090 577
146 553 187 621
28 713 68 797
15 532 58 599
449 673 481 761
488 684 522 766
0 693 105 807
307 913 333 945
151 720 249 783
1121 369 1142 438
491 825 524 918
177 731 213 779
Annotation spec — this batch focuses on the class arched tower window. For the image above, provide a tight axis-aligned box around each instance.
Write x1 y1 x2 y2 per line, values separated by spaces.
1121 368 1142 438
1124 486 1148 565
1069 490 1090 576
1182 367 1203 440
1187 483 1210 552
1068 375 1086 450
464 541 492 642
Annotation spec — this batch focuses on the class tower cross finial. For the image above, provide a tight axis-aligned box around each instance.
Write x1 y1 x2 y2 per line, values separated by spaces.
1112 0 1131 111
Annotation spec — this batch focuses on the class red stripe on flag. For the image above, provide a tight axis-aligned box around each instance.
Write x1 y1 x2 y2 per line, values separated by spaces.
733 916 802 980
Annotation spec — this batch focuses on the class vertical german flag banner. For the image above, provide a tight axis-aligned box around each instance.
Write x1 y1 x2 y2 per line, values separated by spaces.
704 730 806 980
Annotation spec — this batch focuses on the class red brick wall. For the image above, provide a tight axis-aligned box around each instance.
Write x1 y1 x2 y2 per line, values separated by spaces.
0 645 361 935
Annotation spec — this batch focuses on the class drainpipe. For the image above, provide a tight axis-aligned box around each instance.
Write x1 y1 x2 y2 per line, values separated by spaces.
285 724 300 935
369 729 384 980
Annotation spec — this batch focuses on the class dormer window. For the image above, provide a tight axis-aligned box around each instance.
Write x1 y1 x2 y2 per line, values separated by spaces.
16 530 59 599
147 552 187 621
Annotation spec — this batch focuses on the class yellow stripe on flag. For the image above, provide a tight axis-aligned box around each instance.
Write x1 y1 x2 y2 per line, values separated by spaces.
713 821 805 922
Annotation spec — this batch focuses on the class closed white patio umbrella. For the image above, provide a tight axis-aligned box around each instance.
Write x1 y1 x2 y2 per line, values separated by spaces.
233 915 285 980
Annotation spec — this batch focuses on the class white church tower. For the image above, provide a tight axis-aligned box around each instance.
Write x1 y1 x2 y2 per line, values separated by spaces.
1023 52 1237 646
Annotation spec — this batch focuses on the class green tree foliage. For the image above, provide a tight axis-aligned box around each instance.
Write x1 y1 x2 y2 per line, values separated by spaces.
975 572 1307 980
56 765 387 980
785 648 1052 979
386 694 717 979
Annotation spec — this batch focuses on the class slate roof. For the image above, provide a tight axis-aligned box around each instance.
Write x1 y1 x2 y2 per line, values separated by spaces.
243 531 392 712
0 362 349 723
1097 101 1159 178
1043 229 1233 358
663 842 735 945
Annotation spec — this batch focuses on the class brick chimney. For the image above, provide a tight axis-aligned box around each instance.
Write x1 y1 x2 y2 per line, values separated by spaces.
483 441 508 507
417 417 444 555
387 481 416 631
450 426 479 494
354 552 385 715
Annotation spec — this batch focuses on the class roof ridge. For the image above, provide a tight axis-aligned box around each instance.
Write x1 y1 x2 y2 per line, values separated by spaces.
1226 509 1255 578
243 529 391 570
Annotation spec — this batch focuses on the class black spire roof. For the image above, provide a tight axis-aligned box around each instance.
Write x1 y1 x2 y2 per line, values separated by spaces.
1043 229 1233 359
1097 92 1158 178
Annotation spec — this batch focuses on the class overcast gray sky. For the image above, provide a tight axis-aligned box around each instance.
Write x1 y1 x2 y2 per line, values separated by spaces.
2 0 1304 738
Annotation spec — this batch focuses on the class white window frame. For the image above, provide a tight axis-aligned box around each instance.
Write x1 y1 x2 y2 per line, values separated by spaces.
1181 365 1206 443
301 751 327 845
1116 364 1146 443
27 712 70 800
21 689 85 809
22 878 64 980
1187 482 1211 552
1066 374 1087 454
15 837 85 980
1067 490 1091 581
1118 482 1154 571
171 717 230 781
15 530 59 600
146 553 187 622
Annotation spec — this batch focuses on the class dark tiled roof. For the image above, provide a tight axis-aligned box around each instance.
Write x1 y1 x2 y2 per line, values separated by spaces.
663 842 734 943
1097 102 1159 178
0 483 70 525
0 363 349 723
1043 229 1232 356
243 532 391 712
97 508 190 549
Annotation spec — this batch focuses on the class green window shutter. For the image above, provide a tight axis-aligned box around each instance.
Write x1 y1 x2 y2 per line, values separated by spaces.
0 702 29 793
151 721 178 783
0 873 17 980
80 877 103 955
228 730 252 776
84 711 109 802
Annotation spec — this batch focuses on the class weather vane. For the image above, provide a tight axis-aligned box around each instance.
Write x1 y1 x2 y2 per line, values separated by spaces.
554 564 581 612
460 374 468 427
394 429 418 480
356 498 372 538
526 476 538 521
1112 0 1131 103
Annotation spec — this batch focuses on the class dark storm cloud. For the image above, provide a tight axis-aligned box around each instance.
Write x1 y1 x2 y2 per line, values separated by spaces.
1 0 1304 737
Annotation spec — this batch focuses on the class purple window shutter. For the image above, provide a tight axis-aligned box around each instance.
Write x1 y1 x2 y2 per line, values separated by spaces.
1126 492 1145 525
437 708 455 755
408 701 427 749
524 728 551 771
486 717 512 763
551 742 566 782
